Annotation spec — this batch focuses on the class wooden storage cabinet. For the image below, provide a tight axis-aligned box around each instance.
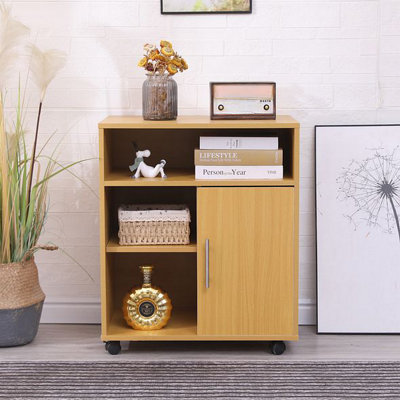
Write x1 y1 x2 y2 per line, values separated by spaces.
99 116 299 354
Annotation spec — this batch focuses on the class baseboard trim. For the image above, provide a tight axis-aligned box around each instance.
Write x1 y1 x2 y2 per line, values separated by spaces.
41 299 101 324
41 300 316 325
299 302 316 326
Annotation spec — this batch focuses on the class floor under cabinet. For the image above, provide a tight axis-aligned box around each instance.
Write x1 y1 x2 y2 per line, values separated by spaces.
1 324 399 361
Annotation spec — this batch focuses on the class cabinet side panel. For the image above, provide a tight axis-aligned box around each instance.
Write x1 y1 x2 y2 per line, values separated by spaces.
99 128 111 336
293 127 300 331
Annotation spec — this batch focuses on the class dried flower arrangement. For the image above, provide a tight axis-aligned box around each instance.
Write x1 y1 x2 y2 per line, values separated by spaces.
138 40 188 75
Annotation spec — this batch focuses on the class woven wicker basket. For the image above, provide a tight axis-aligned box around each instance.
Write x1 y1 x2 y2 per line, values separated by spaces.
118 205 190 245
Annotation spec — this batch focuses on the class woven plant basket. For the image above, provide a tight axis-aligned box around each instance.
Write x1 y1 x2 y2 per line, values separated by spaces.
0 258 45 347
118 205 190 245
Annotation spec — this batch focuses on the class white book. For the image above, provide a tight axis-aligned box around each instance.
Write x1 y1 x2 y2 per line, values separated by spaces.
195 165 283 180
199 136 278 150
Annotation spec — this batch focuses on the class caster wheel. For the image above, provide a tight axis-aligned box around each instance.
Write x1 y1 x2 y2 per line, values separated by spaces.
105 341 121 355
270 341 286 355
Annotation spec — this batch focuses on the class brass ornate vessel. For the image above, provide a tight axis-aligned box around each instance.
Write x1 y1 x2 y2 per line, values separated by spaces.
122 265 172 330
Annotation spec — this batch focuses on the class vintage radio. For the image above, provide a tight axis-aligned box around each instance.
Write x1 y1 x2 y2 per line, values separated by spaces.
210 82 276 120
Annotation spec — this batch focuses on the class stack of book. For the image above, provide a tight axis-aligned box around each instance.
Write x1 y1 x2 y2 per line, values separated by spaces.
195 136 283 180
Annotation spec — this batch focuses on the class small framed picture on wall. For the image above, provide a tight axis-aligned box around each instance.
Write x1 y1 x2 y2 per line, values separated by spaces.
161 0 252 14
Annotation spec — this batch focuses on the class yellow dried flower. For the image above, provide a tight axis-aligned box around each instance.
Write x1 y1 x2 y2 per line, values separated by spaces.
167 63 178 75
138 57 147 67
161 47 174 57
155 54 166 61
181 58 188 70
160 40 172 48
149 49 160 60
172 58 182 67
144 43 156 52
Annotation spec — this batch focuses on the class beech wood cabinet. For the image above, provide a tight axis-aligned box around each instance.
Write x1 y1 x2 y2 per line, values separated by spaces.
98 116 299 355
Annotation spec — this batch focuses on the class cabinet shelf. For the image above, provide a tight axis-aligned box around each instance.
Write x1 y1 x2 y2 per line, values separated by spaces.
99 115 300 129
104 310 197 341
104 169 295 187
102 309 298 342
106 237 197 253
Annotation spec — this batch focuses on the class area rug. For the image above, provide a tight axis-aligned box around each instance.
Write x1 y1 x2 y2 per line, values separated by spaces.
0 361 399 399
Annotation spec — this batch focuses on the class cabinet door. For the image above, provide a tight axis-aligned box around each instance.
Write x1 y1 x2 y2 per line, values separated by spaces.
197 187 295 336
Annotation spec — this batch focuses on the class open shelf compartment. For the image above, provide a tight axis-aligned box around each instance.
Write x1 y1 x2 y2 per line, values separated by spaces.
106 310 197 341
104 186 197 254
102 127 296 186
102 253 197 341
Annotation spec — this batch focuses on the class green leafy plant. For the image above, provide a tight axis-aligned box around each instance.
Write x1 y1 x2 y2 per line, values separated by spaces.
0 5 84 264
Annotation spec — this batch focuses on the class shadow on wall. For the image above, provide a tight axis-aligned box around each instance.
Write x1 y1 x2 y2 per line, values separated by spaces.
19 3 102 284
97 28 142 114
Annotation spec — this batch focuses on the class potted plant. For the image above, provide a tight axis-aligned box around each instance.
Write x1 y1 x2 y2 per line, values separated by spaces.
138 41 188 121
0 5 79 347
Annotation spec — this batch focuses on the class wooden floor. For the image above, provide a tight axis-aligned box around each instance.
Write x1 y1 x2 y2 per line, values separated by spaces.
1 325 399 361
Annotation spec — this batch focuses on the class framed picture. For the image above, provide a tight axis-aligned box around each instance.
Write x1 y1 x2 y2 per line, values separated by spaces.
315 125 400 333
210 82 276 120
161 0 252 14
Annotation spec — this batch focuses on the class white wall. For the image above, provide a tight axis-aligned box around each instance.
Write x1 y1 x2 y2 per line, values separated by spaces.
8 0 399 324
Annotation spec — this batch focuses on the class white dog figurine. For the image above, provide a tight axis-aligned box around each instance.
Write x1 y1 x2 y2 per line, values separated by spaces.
129 149 167 179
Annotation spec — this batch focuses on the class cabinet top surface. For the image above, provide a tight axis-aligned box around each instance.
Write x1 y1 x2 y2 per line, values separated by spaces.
99 115 299 129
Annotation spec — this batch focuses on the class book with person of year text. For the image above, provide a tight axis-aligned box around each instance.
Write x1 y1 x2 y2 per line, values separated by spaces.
195 165 283 180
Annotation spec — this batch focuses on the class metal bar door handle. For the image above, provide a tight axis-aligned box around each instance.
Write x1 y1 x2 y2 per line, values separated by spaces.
205 239 210 289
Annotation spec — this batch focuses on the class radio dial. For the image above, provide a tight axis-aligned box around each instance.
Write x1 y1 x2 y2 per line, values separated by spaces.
218 104 224 111
263 104 270 111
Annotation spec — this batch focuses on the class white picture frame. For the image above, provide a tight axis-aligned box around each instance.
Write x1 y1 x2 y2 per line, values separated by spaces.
161 0 252 14
316 125 400 333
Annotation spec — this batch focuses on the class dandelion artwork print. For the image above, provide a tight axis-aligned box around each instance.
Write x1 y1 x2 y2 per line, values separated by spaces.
161 0 251 14
316 125 400 334
337 148 400 242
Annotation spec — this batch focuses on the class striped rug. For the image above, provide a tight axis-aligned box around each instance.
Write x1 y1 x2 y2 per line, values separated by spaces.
0 361 399 399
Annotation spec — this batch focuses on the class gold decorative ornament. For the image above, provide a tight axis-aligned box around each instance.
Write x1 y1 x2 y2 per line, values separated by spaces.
123 265 172 330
